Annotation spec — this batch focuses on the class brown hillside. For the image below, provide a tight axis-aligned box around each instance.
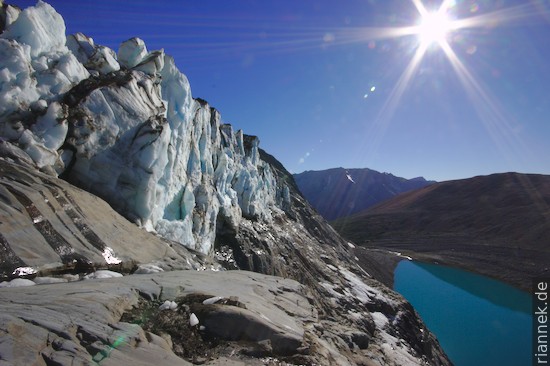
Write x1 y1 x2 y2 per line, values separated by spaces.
332 172 550 290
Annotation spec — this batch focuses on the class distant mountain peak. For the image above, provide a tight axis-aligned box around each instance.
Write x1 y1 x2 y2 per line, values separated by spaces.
294 167 435 220
409 176 433 183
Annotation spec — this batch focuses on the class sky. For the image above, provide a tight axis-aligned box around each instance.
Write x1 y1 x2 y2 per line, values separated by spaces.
12 0 550 181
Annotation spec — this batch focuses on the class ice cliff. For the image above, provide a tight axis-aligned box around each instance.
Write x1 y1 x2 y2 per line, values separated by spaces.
0 1 284 254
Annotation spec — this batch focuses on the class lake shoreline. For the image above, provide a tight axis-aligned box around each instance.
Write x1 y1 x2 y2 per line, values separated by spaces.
354 241 543 292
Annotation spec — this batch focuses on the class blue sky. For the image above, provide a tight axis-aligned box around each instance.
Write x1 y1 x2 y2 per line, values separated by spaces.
13 0 550 181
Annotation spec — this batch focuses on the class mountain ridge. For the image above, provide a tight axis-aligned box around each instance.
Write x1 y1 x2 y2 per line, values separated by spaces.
332 171 550 291
294 167 435 221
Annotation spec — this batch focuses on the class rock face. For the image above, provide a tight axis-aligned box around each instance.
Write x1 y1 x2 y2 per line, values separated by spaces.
0 157 207 279
0 2 451 365
294 168 435 221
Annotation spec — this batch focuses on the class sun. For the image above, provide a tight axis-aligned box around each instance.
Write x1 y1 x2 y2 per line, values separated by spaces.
417 10 453 47
343 0 538 165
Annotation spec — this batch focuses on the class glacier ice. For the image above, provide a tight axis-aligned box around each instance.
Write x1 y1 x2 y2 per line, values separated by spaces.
159 300 178 311
1 1 66 58
84 270 123 280
189 313 199 326
0 278 36 288
118 37 149 69
134 263 164 274
0 1 290 256
32 101 68 150
202 296 224 305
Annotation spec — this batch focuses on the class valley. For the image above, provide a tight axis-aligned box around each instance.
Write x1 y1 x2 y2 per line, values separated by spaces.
332 172 550 291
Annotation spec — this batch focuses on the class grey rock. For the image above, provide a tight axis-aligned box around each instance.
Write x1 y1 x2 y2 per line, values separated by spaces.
0 270 311 365
0 158 205 280
193 304 302 355
0 140 35 167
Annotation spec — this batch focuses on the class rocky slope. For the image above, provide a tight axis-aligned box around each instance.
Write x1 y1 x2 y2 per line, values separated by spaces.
0 2 450 365
294 168 434 221
332 172 550 291
0 157 209 279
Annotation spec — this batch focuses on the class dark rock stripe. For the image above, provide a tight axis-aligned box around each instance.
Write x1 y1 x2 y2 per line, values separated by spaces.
0 232 28 279
5 185 91 267
44 184 107 253
37 189 93 252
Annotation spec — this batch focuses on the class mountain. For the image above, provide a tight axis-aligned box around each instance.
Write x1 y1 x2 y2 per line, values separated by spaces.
0 2 450 365
293 167 435 220
332 172 550 291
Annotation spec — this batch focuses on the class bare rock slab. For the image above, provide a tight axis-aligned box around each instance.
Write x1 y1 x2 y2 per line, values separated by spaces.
0 270 313 365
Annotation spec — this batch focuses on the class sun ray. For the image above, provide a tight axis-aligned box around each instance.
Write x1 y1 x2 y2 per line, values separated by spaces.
362 42 429 158
438 41 531 165
411 0 430 18
450 3 547 30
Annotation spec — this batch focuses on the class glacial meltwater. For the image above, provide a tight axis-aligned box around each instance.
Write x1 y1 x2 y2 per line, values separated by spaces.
394 260 532 366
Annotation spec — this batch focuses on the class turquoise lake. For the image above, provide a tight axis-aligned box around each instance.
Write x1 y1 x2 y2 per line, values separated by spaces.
393 260 532 366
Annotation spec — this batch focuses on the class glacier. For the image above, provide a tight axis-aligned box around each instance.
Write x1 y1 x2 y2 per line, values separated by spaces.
0 1 287 254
